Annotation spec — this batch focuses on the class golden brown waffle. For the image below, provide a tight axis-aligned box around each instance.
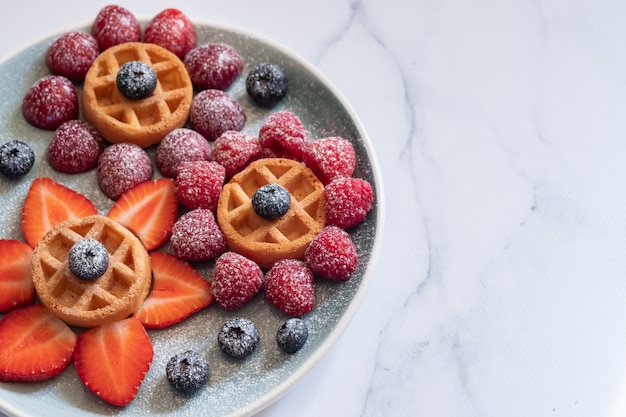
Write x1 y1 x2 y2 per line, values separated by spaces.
217 158 327 269
31 215 152 328
82 42 193 148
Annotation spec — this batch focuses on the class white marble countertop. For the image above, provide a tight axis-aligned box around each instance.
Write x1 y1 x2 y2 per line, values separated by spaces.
1 0 625 416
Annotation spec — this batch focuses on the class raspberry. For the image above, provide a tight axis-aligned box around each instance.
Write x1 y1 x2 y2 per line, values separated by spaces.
97 143 153 200
246 62 288 106
174 160 225 211
189 89 245 140
212 130 261 177
302 136 356 185
264 259 315 317
258 110 308 161
170 209 227 262
47 120 104 174
184 43 243 91
325 177 374 229
144 8 196 59
155 128 212 178
211 252 264 310
22 75 78 130
91 5 141 51
304 226 358 281
45 31 99 83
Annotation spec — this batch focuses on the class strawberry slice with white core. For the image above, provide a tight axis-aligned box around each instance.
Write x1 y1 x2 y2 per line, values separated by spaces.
134 252 213 329
0 239 34 313
74 317 153 407
107 178 178 251
21 177 97 248
0 304 77 382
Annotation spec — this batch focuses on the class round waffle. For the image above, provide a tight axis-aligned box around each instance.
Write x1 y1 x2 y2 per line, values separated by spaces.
31 215 152 328
82 42 193 148
217 158 327 269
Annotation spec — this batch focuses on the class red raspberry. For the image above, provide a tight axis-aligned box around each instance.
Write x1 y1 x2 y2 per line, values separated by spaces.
325 177 374 229
45 31 99 83
211 252 264 310
144 8 196 59
175 160 225 211
155 128 212 178
22 75 78 130
184 43 243 90
47 120 104 174
212 131 262 177
171 209 227 262
304 226 358 281
189 89 245 140
303 136 356 185
258 110 308 161
91 5 141 51
264 259 315 317
97 143 153 200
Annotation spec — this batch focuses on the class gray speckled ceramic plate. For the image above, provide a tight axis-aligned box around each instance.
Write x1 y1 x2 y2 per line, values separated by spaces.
0 20 384 417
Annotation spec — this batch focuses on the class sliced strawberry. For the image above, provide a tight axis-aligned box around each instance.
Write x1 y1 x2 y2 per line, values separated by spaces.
21 177 97 248
0 240 34 313
134 252 213 329
0 304 77 382
74 317 153 407
107 178 178 251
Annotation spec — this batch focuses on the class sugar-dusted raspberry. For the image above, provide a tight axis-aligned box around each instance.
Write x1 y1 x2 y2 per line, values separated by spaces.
144 8 196 59
211 252 264 310
47 120 104 174
304 226 358 281
258 110 308 161
22 75 78 130
189 89 245 140
45 31 99 83
97 143 153 200
212 130 262 177
325 177 374 229
170 209 227 262
264 259 315 317
184 43 243 91
91 5 141 51
155 128 212 178
175 160 225 211
303 136 356 185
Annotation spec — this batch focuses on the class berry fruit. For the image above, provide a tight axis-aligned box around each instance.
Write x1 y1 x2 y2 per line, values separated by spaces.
211 252 264 310
166 350 210 394
175 160 225 211
0 239 34 313
46 31 99 83
276 318 308 353
170 209 227 262
264 259 315 317
184 43 243 90
258 110 308 160
116 61 158 100
97 143 153 200
144 8 196 59
246 62 288 106
0 140 34 178
47 120 104 174
218 317 260 359
156 128 212 178
91 5 141 51
212 130 262 177
252 183 291 219
325 177 374 229
22 75 78 130
68 238 109 281
304 225 358 281
302 136 356 185
189 89 246 140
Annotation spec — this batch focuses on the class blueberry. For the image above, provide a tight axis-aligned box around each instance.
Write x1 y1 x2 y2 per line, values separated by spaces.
252 183 291 220
68 238 109 280
116 61 157 100
246 62 288 106
276 318 308 353
0 140 35 178
166 350 210 394
218 317 260 359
